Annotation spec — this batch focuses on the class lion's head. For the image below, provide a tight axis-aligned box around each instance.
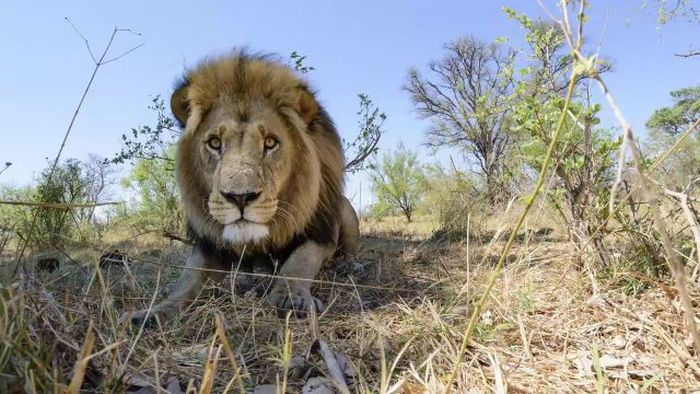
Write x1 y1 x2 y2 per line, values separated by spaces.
171 53 344 251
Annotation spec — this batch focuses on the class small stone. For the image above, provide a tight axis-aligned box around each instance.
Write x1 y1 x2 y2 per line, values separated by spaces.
302 377 334 394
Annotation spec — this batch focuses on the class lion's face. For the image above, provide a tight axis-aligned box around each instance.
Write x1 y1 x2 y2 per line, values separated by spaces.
173 54 343 249
195 106 300 244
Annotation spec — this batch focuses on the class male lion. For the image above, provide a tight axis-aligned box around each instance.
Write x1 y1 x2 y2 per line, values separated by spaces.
123 52 359 326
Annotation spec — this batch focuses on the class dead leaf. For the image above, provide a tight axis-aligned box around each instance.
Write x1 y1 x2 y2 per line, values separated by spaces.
568 352 593 378
611 335 626 349
599 354 632 369
172 344 209 367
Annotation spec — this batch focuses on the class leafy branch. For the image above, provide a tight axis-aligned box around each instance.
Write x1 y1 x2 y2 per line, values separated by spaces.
344 93 387 173
110 96 180 165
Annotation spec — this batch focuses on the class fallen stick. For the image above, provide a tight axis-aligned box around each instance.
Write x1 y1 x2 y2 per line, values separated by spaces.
310 340 351 394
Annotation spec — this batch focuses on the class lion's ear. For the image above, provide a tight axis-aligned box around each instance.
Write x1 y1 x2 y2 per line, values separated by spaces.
170 82 190 127
296 88 319 125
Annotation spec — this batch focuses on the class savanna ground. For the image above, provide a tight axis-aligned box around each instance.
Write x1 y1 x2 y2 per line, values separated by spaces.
2 205 698 393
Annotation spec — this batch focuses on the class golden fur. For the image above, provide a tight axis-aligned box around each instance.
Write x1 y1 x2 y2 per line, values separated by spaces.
174 53 347 254
121 52 358 325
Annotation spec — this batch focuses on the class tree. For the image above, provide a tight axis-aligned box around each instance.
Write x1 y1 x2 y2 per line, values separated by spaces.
646 85 700 135
369 144 427 222
646 85 700 188
80 154 116 223
0 185 34 253
643 0 699 25
405 36 516 204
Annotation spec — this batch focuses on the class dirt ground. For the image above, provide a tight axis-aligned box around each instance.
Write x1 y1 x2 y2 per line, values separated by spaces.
1 213 699 392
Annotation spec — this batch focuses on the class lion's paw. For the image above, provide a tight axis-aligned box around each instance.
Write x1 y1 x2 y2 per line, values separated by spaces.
269 282 324 318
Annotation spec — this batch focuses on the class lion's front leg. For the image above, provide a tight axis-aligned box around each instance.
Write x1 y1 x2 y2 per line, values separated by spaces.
268 241 335 317
121 242 228 327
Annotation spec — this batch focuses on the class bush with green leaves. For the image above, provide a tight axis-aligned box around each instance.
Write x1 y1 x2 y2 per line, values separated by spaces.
0 158 109 252
118 146 183 237
422 164 485 240
368 144 427 222
507 10 619 265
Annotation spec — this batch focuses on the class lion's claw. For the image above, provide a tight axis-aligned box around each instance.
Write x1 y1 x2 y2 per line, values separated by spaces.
119 305 175 328
269 282 324 318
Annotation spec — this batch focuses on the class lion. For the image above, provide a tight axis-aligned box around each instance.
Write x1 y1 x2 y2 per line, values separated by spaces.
123 52 360 326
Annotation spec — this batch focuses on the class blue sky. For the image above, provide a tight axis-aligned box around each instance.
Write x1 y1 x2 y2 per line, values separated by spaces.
1 1 698 207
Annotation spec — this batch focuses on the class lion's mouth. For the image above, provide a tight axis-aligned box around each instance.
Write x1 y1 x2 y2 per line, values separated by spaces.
221 220 270 244
230 218 265 225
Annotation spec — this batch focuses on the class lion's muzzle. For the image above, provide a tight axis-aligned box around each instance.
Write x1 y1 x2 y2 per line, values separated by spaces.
208 158 279 244
219 190 262 214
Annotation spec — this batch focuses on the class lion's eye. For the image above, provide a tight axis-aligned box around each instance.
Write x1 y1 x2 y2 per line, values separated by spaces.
207 137 222 151
264 136 279 151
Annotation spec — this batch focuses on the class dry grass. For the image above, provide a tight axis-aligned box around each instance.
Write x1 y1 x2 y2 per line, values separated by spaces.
1 209 698 393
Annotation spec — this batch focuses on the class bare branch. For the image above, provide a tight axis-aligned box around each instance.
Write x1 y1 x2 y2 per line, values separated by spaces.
0 162 11 176
13 24 144 277
675 50 700 58
102 43 145 65
665 183 700 270
404 36 515 203
115 27 142 36
64 17 97 64
0 200 122 209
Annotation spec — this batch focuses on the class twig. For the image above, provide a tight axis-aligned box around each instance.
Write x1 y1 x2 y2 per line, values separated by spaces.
163 231 194 245
132 255 427 293
0 200 123 208
215 314 246 393
118 269 161 379
311 340 351 394
12 24 143 278
594 74 700 356
66 322 96 393
675 50 700 58
0 162 11 176
665 184 700 271
102 43 145 65
443 47 581 393
64 17 97 64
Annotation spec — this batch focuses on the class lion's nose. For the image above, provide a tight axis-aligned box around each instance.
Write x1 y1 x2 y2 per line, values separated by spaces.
220 190 262 212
